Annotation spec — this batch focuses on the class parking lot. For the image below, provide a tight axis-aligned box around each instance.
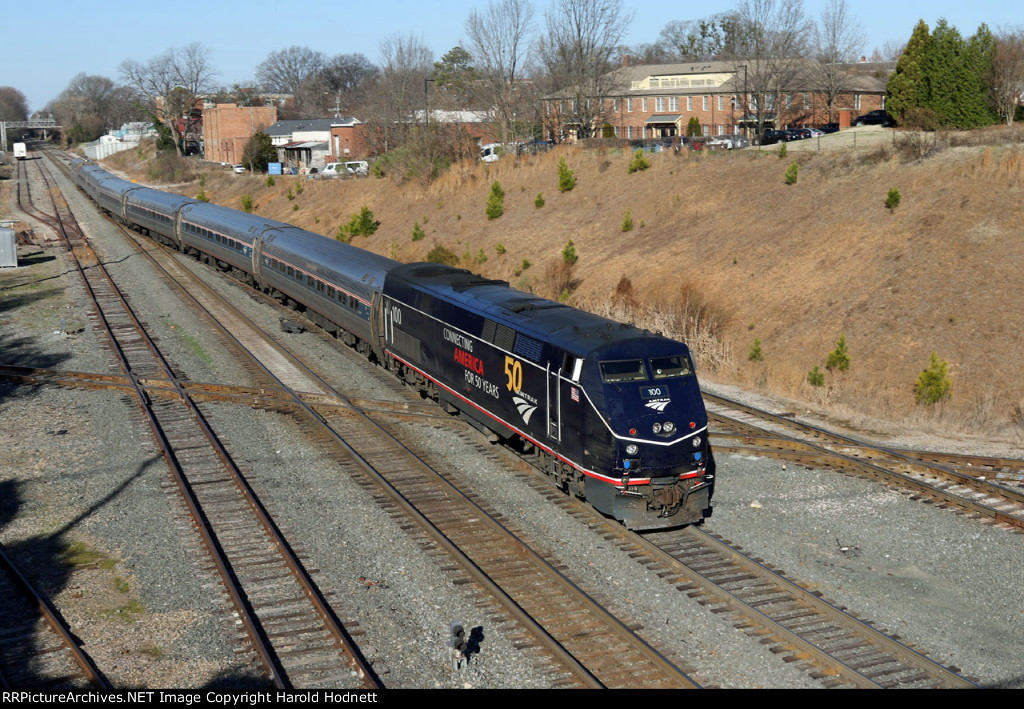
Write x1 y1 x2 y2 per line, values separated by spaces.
755 125 900 152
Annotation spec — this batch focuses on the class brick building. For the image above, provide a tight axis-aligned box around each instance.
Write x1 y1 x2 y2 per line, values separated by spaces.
203 104 278 164
542 59 892 142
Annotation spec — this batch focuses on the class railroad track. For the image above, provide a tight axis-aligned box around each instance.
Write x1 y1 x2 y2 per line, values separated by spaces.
0 542 109 689
373 420 977 689
17 154 377 690
704 393 1024 532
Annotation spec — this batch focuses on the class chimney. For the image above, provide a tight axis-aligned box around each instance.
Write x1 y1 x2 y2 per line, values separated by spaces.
861 55 867 62
623 54 631 67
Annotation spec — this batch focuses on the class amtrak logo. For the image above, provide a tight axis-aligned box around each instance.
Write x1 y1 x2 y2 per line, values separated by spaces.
645 399 670 412
513 396 538 424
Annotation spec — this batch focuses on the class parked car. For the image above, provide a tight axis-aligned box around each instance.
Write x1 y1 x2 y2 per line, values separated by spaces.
761 129 800 145
707 135 733 150
232 164 246 174
790 128 812 140
721 133 750 149
853 110 895 127
808 128 825 138
344 160 369 177
306 167 320 180
819 123 840 134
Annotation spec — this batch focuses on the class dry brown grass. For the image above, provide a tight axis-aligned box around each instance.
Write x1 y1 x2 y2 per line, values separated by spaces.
107 133 1024 443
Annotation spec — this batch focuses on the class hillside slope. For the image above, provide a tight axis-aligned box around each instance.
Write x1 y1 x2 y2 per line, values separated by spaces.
126 130 1024 441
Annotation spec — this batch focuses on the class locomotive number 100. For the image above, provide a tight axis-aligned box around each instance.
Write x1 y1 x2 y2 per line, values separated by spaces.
504 356 523 393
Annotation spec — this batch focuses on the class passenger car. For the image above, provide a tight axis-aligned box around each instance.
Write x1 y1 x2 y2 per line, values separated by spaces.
854 110 895 127
232 164 246 174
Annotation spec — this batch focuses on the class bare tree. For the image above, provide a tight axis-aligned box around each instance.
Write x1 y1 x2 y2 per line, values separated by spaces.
656 13 746 61
255 46 325 94
48 73 141 143
731 0 813 138
364 34 434 154
297 53 380 117
540 0 634 140
119 42 216 155
465 0 537 143
812 0 866 123
989 27 1024 125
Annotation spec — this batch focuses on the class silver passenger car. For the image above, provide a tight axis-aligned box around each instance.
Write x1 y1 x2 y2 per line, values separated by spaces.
258 227 398 346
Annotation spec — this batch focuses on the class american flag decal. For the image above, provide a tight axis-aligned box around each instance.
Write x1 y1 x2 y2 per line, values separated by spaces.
571 387 580 402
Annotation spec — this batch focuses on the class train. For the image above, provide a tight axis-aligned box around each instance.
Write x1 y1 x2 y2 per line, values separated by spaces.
69 157 715 530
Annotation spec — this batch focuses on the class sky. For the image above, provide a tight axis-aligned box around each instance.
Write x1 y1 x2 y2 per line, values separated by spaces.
4 1 1020 113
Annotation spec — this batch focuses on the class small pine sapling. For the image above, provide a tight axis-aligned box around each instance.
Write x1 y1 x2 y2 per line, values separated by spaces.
886 187 901 210
785 161 798 185
825 334 850 371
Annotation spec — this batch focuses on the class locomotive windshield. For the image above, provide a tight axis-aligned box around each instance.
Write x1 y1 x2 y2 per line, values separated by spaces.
650 354 693 379
599 359 647 383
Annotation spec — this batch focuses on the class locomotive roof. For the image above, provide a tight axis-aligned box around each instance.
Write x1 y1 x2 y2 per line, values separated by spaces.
388 263 676 356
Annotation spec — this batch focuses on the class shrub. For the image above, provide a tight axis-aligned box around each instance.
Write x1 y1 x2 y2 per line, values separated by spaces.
265 175 275 187
295 181 304 195
749 338 763 362
562 239 578 265
686 117 702 137
557 157 576 192
196 189 209 202
785 161 798 185
336 206 379 242
778 142 788 158
286 187 295 201
513 259 531 276
886 187 901 210
628 149 650 174
807 366 824 387
411 222 425 241
474 248 487 264
535 192 545 208
426 244 459 266
495 242 506 255
915 352 952 405
825 334 850 371
485 181 504 220
621 209 634 232
241 194 253 213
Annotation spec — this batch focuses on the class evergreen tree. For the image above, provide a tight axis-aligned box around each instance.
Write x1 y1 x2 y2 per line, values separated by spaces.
886 18 998 129
885 20 931 124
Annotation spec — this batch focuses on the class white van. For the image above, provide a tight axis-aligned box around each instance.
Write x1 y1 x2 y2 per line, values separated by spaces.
320 163 343 178
344 161 369 177
321 161 369 178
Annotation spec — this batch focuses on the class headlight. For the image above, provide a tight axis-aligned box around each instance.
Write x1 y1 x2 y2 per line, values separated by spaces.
663 421 676 433
692 436 702 448
626 444 638 455
652 423 662 434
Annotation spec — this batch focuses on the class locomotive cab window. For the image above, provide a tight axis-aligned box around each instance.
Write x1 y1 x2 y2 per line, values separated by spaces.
561 353 584 382
649 355 693 379
599 359 647 383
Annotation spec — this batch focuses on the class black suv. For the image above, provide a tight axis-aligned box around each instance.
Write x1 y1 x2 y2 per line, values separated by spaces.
853 110 895 127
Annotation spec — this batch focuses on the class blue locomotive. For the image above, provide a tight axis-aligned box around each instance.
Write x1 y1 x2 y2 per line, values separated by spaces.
71 159 714 529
